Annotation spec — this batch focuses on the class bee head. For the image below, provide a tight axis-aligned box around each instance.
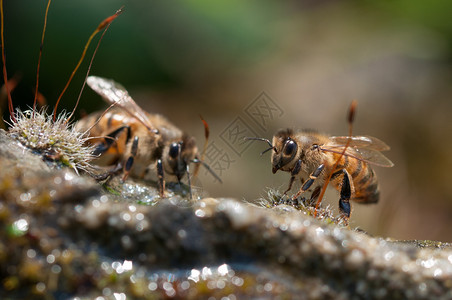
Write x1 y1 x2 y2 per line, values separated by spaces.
245 128 299 174
163 135 197 181
271 128 298 173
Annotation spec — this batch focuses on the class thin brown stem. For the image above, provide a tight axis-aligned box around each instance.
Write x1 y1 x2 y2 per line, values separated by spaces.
0 0 15 122
53 7 123 122
66 20 112 123
33 0 52 118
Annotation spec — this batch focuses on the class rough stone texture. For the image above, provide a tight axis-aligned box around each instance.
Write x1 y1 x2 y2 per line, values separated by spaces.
1 129 452 299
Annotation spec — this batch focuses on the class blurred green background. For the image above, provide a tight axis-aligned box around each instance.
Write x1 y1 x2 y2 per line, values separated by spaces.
2 0 452 241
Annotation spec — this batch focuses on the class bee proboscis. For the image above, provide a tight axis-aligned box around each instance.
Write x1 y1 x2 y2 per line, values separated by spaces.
247 107 393 219
76 76 221 198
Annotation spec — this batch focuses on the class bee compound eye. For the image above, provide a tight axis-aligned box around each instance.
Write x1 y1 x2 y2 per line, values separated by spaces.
169 142 180 159
283 140 297 156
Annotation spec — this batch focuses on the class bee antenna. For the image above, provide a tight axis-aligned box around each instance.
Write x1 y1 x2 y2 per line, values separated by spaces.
0 0 16 123
32 0 52 119
53 6 123 122
260 146 276 156
191 158 223 183
244 137 277 155
314 100 357 218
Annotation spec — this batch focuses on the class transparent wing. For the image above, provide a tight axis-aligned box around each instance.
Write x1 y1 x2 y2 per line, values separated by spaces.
87 76 155 132
321 142 394 167
328 135 390 151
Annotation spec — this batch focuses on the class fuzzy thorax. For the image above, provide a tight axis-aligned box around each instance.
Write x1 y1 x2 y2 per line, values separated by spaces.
7 108 96 174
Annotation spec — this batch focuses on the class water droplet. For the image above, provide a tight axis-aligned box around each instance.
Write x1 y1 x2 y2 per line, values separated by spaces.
102 287 112 296
231 276 244 286
165 289 176 297
433 268 442 277
177 229 187 239
163 282 173 291
148 282 158 291
264 282 273 292
207 280 216 289
195 209 206 217
136 213 144 221
279 223 288 231
218 264 229 276
384 251 394 261
121 212 131 222
122 260 133 271
112 261 122 273
418 282 427 292
113 292 126 300
217 280 226 289
9 219 29 237
188 269 200 282
180 281 190 290
74 205 83 213
46 254 55 264
27 249 36 258
121 235 132 248
64 172 74 181
51 265 62 274
36 282 46 292
202 266 213 279
14 218 29 232
53 177 62 185
421 257 435 268
19 193 31 202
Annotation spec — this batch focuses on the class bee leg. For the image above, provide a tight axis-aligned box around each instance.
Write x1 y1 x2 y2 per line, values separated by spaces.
283 177 296 195
282 159 301 196
280 160 301 204
122 136 139 182
157 159 165 198
306 185 321 206
293 164 325 201
185 165 193 200
338 169 352 218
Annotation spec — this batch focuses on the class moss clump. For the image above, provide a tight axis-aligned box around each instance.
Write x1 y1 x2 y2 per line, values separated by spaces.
7 108 96 174
258 188 348 226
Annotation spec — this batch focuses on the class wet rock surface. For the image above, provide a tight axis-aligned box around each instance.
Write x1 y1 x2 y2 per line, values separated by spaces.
1 128 452 299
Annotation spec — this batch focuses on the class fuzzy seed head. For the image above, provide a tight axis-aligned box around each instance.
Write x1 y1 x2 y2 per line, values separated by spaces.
7 108 96 174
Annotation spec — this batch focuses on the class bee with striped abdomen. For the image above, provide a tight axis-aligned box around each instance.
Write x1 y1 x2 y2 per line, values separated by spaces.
247 126 393 219
76 76 220 198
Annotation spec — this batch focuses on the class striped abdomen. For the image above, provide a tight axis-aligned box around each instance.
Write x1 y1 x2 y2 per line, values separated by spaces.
333 154 380 204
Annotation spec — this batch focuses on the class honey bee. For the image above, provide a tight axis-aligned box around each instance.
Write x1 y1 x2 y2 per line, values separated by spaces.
247 110 393 218
76 76 220 197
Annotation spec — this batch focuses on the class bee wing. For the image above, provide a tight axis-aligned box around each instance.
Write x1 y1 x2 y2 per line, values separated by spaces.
87 76 155 132
321 144 394 167
328 136 390 151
